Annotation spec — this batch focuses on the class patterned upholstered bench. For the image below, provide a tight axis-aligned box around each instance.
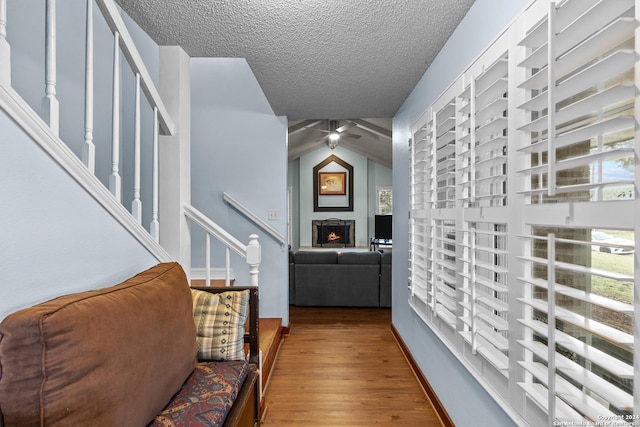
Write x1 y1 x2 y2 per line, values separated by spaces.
0 263 260 427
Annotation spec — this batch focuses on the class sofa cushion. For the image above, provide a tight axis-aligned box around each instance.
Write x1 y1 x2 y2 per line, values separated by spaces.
150 360 250 427
294 250 338 264
191 289 250 361
0 262 197 427
338 251 381 265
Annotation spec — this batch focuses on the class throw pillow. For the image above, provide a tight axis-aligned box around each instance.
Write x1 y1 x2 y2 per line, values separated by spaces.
191 289 250 361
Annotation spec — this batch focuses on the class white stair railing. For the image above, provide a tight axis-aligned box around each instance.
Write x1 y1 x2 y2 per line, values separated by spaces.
1 0 261 289
0 0 174 244
223 192 286 247
184 204 261 287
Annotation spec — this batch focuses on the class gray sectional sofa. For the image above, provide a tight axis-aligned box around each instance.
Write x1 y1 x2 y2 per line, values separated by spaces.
289 250 391 307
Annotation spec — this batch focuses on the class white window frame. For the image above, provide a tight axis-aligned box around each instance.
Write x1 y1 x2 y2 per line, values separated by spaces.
376 186 393 215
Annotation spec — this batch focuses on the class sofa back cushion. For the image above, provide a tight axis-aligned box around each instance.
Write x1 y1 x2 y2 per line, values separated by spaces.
338 251 381 265
0 262 197 427
294 250 338 264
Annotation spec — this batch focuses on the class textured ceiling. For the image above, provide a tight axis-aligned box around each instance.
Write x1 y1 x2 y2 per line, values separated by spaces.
115 0 474 119
115 0 475 165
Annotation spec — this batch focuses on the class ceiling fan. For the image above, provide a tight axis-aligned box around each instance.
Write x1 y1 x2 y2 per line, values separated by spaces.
307 120 361 149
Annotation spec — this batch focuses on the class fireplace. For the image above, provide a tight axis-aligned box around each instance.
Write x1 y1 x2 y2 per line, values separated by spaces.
312 219 355 248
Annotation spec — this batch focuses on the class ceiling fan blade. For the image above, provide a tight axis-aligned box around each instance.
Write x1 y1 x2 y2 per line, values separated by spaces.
307 128 331 134
336 123 356 133
340 132 361 139
310 134 329 144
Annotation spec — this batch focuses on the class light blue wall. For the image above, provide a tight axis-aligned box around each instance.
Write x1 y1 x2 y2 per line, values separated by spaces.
190 58 289 324
391 1 530 426
4 2 289 324
1 1 164 321
0 110 158 321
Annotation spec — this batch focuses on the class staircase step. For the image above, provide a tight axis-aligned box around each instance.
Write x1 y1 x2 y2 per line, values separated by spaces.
259 318 284 410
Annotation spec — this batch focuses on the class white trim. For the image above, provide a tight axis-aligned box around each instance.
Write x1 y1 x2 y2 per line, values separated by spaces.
223 192 286 246
183 203 247 258
94 0 174 136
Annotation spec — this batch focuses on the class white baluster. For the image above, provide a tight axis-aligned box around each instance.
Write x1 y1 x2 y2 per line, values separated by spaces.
109 31 121 201
0 0 10 85
150 106 159 241
246 234 261 287
81 0 95 173
225 247 231 287
205 233 211 287
131 72 142 223
42 0 59 136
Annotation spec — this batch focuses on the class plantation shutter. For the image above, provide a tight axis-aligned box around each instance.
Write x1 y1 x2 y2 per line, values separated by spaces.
515 0 635 423
407 0 638 425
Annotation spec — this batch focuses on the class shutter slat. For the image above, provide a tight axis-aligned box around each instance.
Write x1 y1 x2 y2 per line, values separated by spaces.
518 297 634 347
518 83 634 133
518 382 589 424
518 318 633 379
517 115 634 153
518 361 623 423
517 147 634 175
517 276 633 314
518 340 633 411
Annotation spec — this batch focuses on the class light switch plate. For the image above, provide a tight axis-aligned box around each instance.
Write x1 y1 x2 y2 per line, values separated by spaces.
268 209 280 220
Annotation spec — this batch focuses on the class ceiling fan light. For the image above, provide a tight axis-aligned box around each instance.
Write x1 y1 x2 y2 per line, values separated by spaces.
329 132 340 141
327 139 338 150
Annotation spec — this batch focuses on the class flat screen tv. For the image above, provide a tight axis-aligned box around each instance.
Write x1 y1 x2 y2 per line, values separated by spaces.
374 215 392 240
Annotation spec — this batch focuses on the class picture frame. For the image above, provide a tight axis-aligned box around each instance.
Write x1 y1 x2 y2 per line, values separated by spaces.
313 154 353 212
318 172 346 195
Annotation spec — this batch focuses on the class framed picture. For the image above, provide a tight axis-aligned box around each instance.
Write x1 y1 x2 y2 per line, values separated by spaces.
318 172 346 195
313 154 353 212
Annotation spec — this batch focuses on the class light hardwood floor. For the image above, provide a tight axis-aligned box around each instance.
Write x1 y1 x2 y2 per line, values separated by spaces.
261 306 443 426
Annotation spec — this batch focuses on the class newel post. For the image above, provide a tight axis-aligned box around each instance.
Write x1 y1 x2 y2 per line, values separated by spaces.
158 46 191 273
246 234 261 287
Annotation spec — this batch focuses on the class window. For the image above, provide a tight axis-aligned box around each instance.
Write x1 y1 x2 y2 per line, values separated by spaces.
377 186 392 215
408 1 637 425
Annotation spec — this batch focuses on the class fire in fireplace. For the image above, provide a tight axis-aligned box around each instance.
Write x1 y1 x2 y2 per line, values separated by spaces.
312 219 355 248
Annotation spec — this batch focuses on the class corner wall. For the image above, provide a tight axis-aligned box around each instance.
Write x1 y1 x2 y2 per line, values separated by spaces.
0 110 158 321
391 1 530 426
190 58 289 324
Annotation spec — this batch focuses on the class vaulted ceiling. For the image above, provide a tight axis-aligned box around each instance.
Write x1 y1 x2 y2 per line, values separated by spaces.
288 118 392 168
115 0 475 166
